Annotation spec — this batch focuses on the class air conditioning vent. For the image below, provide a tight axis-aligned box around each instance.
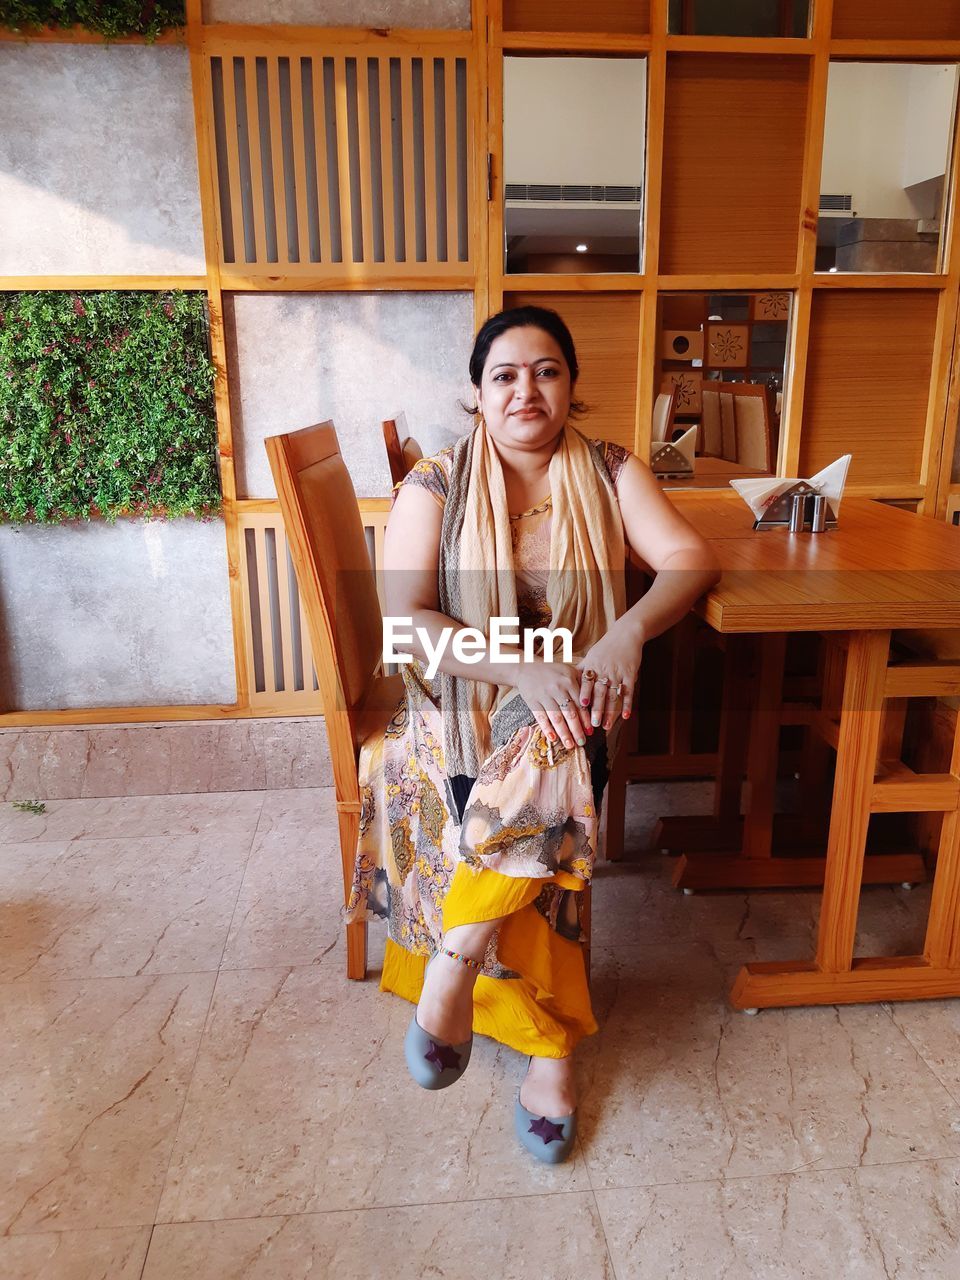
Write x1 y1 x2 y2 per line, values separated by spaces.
504 183 642 204
819 193 854 216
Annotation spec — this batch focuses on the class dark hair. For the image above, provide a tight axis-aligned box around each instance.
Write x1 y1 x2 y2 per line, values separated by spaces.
464 305 587 417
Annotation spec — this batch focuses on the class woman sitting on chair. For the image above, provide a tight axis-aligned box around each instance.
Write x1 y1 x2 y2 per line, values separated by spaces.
346 306 720 1162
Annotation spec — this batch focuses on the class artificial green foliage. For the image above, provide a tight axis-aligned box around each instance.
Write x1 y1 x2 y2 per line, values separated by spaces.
13 800 46 814
0 291 221 523
0 1 184 40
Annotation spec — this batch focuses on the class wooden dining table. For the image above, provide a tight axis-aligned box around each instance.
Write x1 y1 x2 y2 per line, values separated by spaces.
625 491 960 1012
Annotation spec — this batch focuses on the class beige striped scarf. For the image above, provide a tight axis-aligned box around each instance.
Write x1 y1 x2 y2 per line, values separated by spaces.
438 420 626 779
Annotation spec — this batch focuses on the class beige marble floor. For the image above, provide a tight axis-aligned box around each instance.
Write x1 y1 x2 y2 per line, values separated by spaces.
2 784 959 1279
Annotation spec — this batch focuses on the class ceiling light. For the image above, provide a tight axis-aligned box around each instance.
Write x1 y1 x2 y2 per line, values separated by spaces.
575 243 588 253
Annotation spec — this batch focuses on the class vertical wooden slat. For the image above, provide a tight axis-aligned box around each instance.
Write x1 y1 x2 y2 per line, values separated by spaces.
815 629 890 974
244 56 268 263
219 55 247 264
333 56 356 264
288 55 312 263
310 57 334 263
253 525 278 696
273 523 297 696
444 55 459 264
237 522 260 699
400 56 418 263
377 57 397 266
422 54 439 264
266 57 290 265
355 55 376 266
924 710 960 966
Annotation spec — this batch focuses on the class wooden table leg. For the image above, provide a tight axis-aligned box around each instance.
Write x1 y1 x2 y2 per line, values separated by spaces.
728 629 955 1009
672 635 785 888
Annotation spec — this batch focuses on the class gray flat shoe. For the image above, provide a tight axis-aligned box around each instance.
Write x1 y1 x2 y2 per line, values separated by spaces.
404 948 478 1090
514 1093 577 1164
404 1013 472 1089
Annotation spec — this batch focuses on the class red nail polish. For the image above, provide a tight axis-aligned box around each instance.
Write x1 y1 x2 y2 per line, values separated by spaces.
623 710 630 719
587 725 593 736
581 698 590 707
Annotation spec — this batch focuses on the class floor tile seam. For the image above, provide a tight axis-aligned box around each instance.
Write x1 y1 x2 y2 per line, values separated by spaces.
137 1224 155 1280
149 1187 614 1230
879 1002 960 1112
149 793 269 1229
583 1148 960 1197
0 956 356 988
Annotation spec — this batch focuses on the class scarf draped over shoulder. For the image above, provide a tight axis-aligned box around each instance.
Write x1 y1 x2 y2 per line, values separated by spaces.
437 421 626 779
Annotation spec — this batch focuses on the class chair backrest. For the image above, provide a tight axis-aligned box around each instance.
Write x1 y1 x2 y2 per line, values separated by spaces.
719 389 738 461
265 421 384 791
701 386 723 456
729 382 772 472
382 412 422 485
652 385 678 442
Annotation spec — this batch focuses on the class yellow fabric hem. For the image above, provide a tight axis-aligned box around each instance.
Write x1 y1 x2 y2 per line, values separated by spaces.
380 863 597 1058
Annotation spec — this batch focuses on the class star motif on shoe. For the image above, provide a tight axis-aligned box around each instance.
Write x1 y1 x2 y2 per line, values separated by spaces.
528 1115 565 1145
424 1040 461 1071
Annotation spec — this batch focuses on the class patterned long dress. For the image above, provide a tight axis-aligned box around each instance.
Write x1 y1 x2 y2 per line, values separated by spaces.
345 440 630 1057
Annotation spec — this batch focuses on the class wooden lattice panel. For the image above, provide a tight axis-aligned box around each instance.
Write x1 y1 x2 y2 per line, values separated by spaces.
659 55 808 275
831 0 960 40
799 290 940 487
238 507 390 711
504 291 643 452
207 45 473 278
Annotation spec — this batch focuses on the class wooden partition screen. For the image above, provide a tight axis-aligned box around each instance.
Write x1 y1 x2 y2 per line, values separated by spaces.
5 0 960 726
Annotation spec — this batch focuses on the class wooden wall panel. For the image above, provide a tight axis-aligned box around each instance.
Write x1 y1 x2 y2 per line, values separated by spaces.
831 0 960 41
503 0 650 34
504 292 642 451
799 291 940 486
660 55 808 274
208 44 472 279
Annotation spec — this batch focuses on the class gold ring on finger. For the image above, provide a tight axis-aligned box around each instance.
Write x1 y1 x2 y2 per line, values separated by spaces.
583 669 597 682
559 698 572 708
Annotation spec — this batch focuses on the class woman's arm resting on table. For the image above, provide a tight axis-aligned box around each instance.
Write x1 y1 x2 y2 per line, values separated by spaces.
579 453 722 729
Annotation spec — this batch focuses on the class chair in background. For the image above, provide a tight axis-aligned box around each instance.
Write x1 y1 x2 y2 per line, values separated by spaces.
652 385 679 443
729 382 773 472
266 420 403 981
719 387 738 461
382 411 423 485
701 385 723 456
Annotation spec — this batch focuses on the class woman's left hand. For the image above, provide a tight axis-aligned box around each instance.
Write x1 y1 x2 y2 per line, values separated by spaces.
577 625 643 730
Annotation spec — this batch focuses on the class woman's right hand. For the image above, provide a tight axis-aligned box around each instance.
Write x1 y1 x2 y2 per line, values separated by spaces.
514 660 594 750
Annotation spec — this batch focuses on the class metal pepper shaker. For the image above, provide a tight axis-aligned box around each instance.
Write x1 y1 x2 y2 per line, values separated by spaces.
811 494 827 532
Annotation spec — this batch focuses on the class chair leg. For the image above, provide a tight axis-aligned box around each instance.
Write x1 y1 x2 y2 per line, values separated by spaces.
337 807 368 981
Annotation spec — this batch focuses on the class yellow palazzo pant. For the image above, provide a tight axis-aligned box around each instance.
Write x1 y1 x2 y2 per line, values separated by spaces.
380 862 597 1058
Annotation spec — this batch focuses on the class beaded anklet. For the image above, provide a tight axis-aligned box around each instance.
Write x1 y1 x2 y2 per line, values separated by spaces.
440 946 483 971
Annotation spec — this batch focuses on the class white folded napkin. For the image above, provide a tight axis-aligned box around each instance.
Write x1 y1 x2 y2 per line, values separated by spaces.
729 454 851 522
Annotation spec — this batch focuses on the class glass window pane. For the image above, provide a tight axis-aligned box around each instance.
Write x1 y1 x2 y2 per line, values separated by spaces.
818 63 959 274
503 56 646 275
668 0 810 37
654 292 793 487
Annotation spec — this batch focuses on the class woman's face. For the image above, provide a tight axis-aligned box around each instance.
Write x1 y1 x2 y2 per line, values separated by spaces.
474 326 573 451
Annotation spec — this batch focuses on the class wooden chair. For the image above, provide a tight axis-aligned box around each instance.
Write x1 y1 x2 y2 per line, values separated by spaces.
701 385 723 456
728 382 773 472
266 420 403 981
652 385 679 443
382 412 423 485
719 388 738 460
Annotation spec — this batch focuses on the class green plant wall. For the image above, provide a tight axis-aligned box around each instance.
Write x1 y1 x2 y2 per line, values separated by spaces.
0 2 184 39
0 291 221 523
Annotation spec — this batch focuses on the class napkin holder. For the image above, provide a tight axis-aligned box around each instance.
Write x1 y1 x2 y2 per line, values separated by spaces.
753 481 838 531
650 426 696 478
